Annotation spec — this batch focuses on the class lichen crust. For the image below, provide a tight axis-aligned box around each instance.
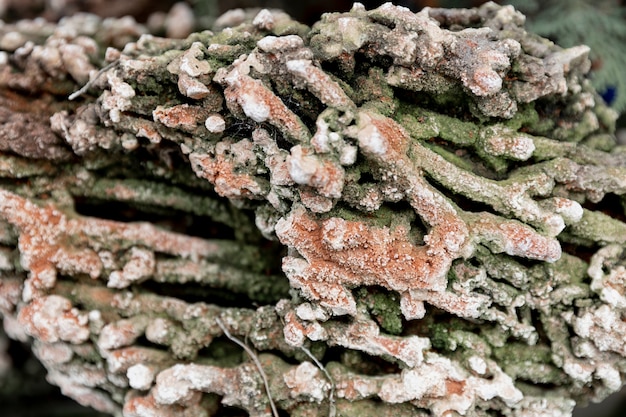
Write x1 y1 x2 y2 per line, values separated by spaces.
0 2 625 417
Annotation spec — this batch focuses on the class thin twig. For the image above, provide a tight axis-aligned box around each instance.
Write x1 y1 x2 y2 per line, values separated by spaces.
68 60 119 100
215 317 279 417
300 345 336 417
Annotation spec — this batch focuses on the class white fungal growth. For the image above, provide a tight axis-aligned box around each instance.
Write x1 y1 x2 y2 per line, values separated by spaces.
283 361 329 402
358 124 388 156
468 356 488 375
176 42 212 77
127 364 156 391
253 9 275 31
107 247 155 289
205 114 226 133
240 91 270 123
257 35 304 53
17 295 90 344
1 4 624 417
288 145 322 184
177 74 210 99
286 59 355 111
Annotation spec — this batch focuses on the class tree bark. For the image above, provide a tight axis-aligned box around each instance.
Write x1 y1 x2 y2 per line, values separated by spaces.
1 3 625 417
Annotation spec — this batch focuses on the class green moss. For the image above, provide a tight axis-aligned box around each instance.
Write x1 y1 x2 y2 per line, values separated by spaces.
548 253 589 285
326 202 414 230
352 67 395 115
429 324 455 351
567 209 626 245
356 288 403 335
272 21 310 37
245 274 291 304
581 133 616 151
474 150 509 174
503 103 540 131
421 141 476 173
396 106 515 174
132 75 169 96
397 106 479 146
202 32 258 63
494 341 552 363
492 342 566 384
428 320 480 351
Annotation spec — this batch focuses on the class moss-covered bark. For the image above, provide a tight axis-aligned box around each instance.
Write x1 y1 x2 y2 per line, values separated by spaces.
1 3 626 417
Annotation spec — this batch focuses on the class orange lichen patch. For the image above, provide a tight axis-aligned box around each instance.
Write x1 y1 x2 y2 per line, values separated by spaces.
288 145 345 199
0 190 103 295
17 295 90 344
308 158 345 199
283 309 328 346
356 111 469 255
364 111 412 156
223 74 310 144
189 152 265 199
297 188 335 213
469 213 561 262
0 190 229 290
105 345 172 373
445 379 466 396
124 392 184 417
134 119 162 143
285 59 355 113
152 104 209 131
277 206 452 296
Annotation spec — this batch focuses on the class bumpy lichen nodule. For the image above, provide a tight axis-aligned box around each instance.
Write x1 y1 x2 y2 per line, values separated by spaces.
1 2 625 416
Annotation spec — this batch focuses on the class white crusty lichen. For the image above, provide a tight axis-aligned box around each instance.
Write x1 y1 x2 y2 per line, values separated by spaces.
0 2 626 417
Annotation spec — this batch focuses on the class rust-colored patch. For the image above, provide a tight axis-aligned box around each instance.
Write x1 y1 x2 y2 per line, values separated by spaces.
0 189 229 296
445 378 466 396
153 104 208 131
369 115 411 155
277 207 451 294
471 214 561 262
226 75 310 143
124 394 180 417
190 153 264 199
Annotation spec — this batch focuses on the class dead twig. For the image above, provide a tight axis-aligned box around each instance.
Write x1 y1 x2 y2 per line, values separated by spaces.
215 317 280 417
300 345 336 417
